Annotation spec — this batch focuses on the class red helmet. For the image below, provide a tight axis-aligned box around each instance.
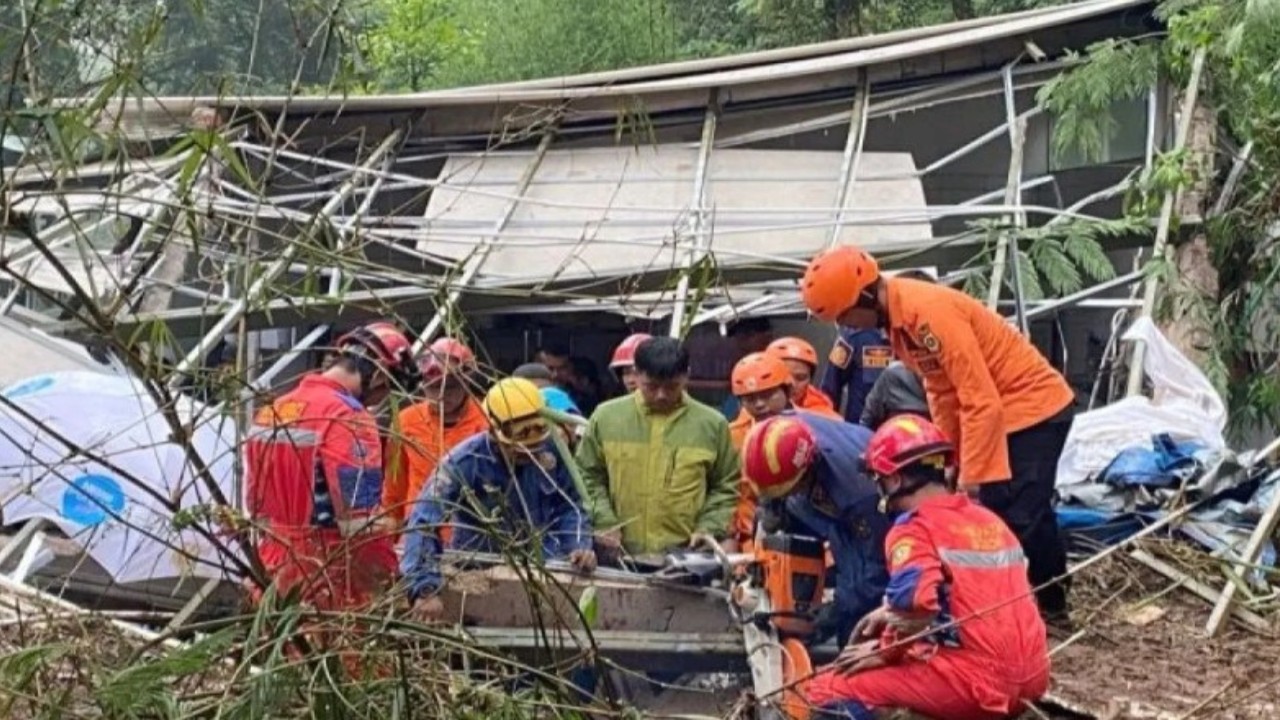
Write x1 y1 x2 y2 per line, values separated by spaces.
610 333 652 369
731 352 791 397
419 337 477 384
767 337 820 369
742 416 818 500
864 414 954 477
336 322 420 392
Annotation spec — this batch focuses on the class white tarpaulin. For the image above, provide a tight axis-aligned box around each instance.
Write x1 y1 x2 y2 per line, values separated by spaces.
1056 317 1228 489
0 371 237 582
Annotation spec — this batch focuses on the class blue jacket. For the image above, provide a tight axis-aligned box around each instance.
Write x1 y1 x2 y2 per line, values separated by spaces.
780 412 890 627
820 327 893 424
401 432 592 598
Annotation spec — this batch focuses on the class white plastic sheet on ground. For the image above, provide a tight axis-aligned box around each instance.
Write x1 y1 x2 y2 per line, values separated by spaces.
1057 317 1227 489
0 371 238 583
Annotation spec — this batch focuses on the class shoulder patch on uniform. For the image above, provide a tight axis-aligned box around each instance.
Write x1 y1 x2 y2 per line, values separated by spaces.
536 450 558 471
828 338 853 369
255 400 306 426
889 539 913 568
916 323 941 354
861 345 892 369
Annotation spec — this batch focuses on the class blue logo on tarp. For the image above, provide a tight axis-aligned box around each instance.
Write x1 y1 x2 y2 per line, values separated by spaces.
61 474 126 526
4 376 54 399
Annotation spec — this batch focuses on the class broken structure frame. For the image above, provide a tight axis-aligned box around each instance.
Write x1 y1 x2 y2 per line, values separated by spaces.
7 61 1159 367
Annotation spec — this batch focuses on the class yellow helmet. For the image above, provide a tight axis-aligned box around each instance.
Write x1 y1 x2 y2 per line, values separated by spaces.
485 377 550 447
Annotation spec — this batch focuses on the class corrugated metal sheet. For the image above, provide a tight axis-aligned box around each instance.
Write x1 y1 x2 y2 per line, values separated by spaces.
80 0 1149 138
417 146 930 283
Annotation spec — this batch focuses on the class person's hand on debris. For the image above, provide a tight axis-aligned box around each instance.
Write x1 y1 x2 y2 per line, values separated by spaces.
569 548 597 574
852 604 891 641
410 594 446 624
835 640 886 676
594 529 623 564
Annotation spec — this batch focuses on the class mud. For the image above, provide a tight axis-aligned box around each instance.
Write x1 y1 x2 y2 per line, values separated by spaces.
1048 554 1280 719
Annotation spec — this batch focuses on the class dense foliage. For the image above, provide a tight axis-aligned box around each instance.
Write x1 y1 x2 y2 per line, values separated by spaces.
1039 0 1280 435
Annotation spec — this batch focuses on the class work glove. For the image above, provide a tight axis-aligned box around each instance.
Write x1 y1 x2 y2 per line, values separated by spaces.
806 602 844 646
756 499 787 535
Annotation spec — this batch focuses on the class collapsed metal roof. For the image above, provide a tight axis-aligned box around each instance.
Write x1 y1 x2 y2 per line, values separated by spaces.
8 0 1158 374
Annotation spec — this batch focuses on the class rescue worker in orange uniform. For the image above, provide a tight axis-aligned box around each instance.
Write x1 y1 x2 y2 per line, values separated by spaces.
609 333 652 394
245 321 420 612
801 246 1074 620
766 336 837 415
727 352 840 548
382 337 490 526
806 414 1049 719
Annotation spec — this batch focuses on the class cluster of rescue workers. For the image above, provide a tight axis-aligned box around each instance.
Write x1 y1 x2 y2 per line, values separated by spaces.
246 245 1075 720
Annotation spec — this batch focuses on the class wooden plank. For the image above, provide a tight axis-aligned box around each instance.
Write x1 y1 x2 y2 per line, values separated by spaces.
438 565 738 635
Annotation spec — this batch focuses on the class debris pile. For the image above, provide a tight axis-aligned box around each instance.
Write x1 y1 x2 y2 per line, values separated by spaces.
1051 547 1280 719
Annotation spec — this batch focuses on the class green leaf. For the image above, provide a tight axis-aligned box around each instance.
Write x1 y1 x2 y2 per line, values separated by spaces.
1028 238 1082 294
1062 227 1117 281
1014 250 1045 301
578 586 599 629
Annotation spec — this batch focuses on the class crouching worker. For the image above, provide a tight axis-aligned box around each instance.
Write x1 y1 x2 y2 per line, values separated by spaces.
807 414 1049 720
741 414 889 647
402 377 596 622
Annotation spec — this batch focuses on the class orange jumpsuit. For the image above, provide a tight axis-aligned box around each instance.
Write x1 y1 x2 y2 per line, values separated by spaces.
382 397 489 523
884 277 1073 487
245 374 395 612
807 494 1049 719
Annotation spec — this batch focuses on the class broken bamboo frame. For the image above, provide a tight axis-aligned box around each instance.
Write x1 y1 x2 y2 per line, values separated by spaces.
668 90 719 338
1126 47 1207 396
1204 435 1280 636
1129 549 1272 635
169 130 404 386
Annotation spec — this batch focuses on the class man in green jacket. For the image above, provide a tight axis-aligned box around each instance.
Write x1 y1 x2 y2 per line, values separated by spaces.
577 336 741 557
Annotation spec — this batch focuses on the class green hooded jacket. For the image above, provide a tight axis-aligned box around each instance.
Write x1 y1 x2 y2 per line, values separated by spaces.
576 392 740 555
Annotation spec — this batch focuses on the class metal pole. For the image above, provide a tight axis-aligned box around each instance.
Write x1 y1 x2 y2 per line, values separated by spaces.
327 153 395 296
168 130 403 387
413 131 555 353
1023 271 1144 321
669 89 719 338
825 69 870 249
1126 48 1207 396
987 63 1029 334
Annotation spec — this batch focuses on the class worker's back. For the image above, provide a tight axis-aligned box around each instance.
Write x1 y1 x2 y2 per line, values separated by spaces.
886 277 1071 435
909 494 1048 670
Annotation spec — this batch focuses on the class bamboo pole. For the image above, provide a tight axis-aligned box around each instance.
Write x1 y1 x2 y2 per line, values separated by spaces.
1126 48 1207 396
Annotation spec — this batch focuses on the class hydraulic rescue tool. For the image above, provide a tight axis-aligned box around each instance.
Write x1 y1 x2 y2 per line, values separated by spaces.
659 533 826 720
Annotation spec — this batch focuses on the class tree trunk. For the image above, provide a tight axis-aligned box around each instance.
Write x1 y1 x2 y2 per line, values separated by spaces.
1160 100 1218 366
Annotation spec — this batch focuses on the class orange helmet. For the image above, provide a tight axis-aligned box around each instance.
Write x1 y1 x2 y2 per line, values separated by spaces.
610 333 652 369
742 416 818 500
731 352 792 397
864 414 954 477
767 337 819 369
801 246 880 322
